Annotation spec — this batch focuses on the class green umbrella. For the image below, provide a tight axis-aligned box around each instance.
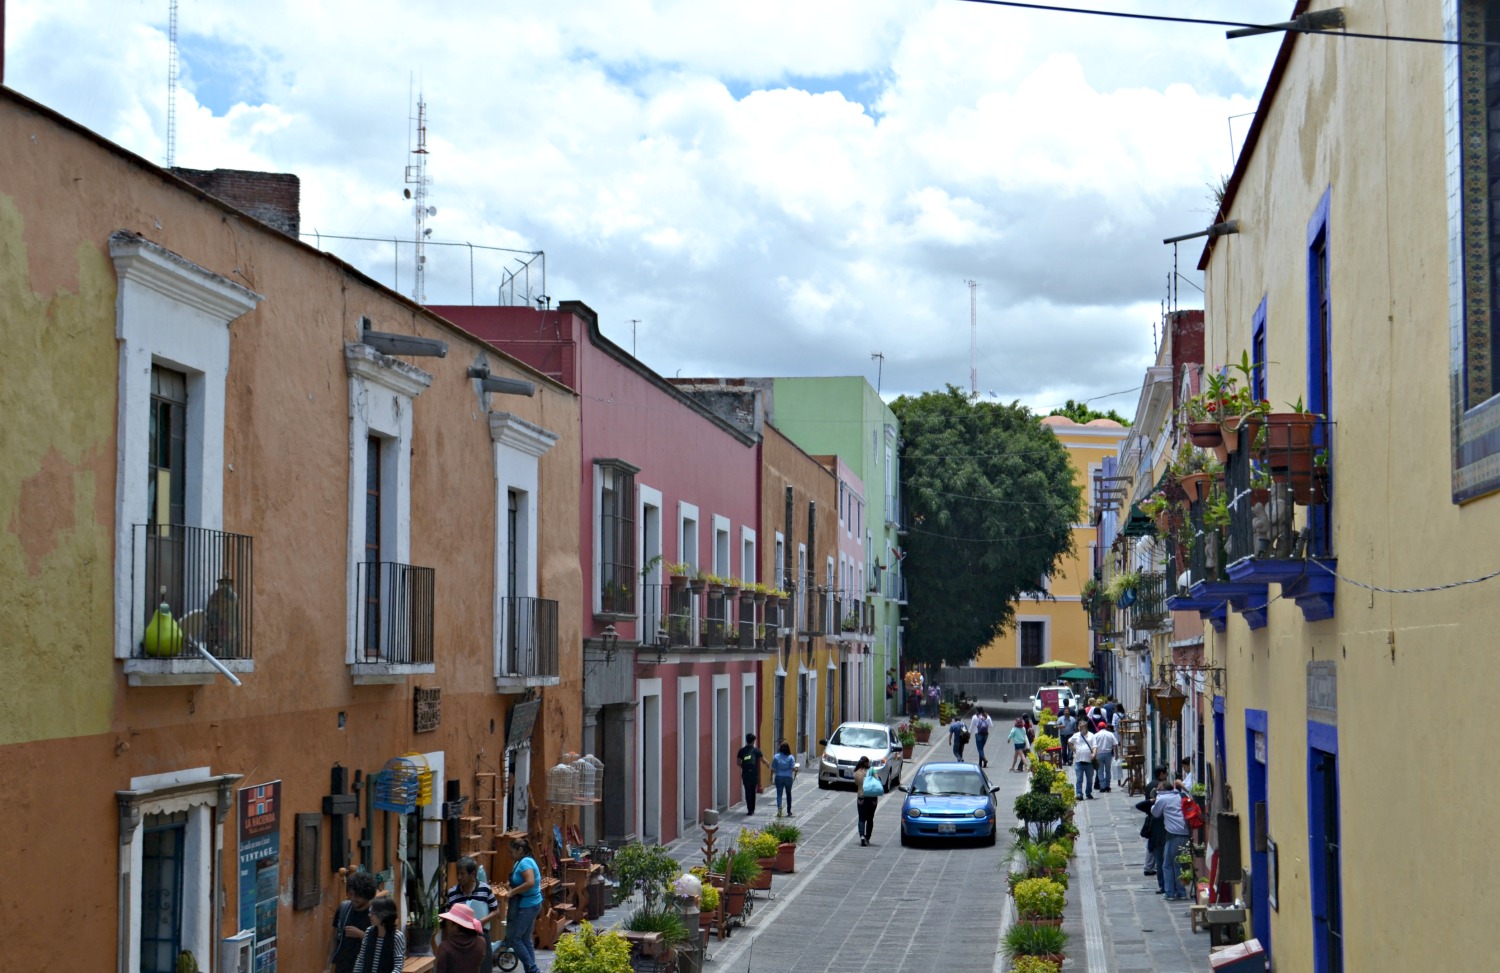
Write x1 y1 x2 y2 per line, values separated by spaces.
1061 668 1096 681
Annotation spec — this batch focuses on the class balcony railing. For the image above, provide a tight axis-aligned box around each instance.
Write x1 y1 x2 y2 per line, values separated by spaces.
884 573 908 604
885 494 906 531
797 590 826 637
1129 572 1168 631
704 589 730 648
356 561 435 665
1223 416 1335 562
501 596 558 678
131 523 254 661
663 583 699 648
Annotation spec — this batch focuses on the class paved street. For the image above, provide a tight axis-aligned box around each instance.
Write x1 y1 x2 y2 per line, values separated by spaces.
537 722 1210 973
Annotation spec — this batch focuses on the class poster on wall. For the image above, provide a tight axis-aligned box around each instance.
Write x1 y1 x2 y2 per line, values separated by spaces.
239 781 282 973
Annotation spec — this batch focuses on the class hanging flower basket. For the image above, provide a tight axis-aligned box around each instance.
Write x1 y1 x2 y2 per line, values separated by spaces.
1187 421 1223 448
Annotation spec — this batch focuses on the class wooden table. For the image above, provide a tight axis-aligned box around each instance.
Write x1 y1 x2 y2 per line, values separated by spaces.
402 957 435 973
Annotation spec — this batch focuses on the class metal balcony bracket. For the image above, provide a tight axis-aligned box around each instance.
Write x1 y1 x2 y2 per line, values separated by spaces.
1284 562 1337 622
1205 602 1229 633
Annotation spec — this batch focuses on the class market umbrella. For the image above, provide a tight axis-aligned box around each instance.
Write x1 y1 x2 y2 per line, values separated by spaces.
1036 659 1074 669
1061 668 1097 680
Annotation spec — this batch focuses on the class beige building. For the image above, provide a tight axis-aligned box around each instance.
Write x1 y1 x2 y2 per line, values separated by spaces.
0 88 582 970
974 416 1127 669
1166 2 1500 969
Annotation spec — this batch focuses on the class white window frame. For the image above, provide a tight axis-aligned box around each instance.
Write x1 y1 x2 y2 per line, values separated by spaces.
712 514 732 577
637 677 663 845
110 236 261 683
345 342 433 682
490 412 559 690
712 673 732 810
116 767 240 973
678 502 700 571
741 671 758 741
678 675 701 829
640 485 665 643
740 527 757 585
773 533 786 590
1015 615 1051 667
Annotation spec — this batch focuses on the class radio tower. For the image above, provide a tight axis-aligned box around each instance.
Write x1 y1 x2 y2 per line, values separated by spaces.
404 88 435 303
165 0 179 167
967 279 978 398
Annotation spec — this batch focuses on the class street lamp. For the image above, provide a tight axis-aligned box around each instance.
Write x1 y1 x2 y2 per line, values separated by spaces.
599 624 619 664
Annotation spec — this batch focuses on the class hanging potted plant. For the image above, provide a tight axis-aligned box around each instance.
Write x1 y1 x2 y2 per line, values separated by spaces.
1105 571 1140 609
1172 442 1213 505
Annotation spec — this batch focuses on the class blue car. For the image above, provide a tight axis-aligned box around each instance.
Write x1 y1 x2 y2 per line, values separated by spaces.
897 762 1001 846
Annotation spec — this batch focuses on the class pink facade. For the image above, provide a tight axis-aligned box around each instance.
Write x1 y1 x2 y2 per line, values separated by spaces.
436 302 770 844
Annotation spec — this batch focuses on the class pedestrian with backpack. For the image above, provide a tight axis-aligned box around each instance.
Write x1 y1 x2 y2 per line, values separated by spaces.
1069 722 1097 800
971 707 993 768
854 756 881 845
948 714 970 761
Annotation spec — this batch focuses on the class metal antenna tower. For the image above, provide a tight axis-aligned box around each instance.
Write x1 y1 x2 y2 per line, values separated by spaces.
966 279 978 398
871 352 884 394
165 0 179 167
404 86 435 303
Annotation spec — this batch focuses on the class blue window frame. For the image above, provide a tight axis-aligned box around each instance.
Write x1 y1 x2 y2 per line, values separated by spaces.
1307 722 1342 973
1244 708 1272 958
1307 191 1334 556
1251 299 1268 404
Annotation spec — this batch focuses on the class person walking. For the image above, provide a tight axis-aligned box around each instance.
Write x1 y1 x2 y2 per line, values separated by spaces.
971 707 993 768
1068 721 1096 800
505 836 545 973
735 733 770 815
1151 778 1193 900
433 903 488 973
927 683 942 719
1057 710 1077 766
1007 718 1030 772
771 742 798 816
327 870 378 973
350 896 404 973
1137 765 1169 883
948 713 969 761
1091 722 1118 794
853 755 879 845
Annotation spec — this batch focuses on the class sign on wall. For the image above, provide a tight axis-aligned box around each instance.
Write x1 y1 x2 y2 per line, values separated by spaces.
239 780 282 973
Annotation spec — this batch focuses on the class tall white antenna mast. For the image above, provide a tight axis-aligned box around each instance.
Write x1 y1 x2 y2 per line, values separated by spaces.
165 0 179 167
404 84 434 303
967 279 978 398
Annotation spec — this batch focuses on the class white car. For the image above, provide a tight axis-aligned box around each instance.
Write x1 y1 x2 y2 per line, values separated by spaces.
1030 685 1078 720
817 721 904 791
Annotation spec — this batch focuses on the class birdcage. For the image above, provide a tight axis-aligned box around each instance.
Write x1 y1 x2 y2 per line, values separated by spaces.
372 753 434 813
576 754 604 802
546 753 605 805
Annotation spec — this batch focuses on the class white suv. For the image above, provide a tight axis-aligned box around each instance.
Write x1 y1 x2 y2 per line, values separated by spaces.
1030 685 1078 720
817 722 904 791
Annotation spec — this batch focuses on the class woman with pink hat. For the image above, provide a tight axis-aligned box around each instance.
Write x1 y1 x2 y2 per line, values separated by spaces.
433 901 488 973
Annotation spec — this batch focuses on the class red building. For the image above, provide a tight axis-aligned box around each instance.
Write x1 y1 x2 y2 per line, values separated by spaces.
436 301 772 844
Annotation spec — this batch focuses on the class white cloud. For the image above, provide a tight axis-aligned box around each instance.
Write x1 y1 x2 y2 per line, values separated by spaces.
4 0 1290 410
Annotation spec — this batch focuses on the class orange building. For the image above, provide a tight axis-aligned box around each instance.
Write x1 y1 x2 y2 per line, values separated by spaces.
0 88 582 970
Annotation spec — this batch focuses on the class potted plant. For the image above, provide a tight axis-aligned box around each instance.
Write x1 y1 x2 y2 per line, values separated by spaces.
896 723 917 758
911 718 933 743
762 820 801 873
1002 921 1068 967
1010 957 1062 973
402 852 445 956
697 882 721 929
1013 877 1066 926
666 561 693 586
1184 388 1224 449
1014 791 1066 844
1105 570 1140 608
621 905 692 962
610 841 680 909
740 828 780 881
1172 442 1214 505
552 922 633 973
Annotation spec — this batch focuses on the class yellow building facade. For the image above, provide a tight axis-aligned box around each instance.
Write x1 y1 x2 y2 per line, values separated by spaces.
974 416 1127 669
1189 3 1500 968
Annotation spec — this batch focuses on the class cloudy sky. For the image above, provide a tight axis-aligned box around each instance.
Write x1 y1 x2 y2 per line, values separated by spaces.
6 0 1288 411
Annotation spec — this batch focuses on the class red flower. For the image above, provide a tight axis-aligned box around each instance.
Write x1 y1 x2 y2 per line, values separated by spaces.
1205 400 1218 413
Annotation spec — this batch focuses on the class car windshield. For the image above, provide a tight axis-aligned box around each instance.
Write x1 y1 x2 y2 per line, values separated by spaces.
829 727 888 749
910 770 986 796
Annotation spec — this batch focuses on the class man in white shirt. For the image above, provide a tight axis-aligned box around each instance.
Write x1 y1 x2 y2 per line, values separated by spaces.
1179 757 1195 791
1069 725 1096 800
1151 780 1192 900
1091 724 1118 794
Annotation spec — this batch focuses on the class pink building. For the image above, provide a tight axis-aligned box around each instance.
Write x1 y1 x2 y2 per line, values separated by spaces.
435 301 771 845
818 455 876 718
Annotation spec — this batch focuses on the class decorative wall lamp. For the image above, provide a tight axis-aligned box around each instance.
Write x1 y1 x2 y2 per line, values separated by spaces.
599 624 620 664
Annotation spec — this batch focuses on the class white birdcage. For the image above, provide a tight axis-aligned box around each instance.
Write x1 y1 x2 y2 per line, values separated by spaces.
577 754 604 801
546 753 604 805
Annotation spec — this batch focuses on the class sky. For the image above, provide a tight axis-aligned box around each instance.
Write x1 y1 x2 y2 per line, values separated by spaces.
4 1 1290 412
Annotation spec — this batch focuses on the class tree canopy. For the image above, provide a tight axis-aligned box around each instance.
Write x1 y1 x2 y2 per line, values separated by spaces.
1048 398 1130 426
891 387 1082 668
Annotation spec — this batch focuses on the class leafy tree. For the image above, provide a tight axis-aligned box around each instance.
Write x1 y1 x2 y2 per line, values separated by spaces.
891 387 1082 667
1047 398 1130 426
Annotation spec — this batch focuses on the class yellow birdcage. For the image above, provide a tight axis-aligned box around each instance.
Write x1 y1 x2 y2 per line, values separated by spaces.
373 753 434 813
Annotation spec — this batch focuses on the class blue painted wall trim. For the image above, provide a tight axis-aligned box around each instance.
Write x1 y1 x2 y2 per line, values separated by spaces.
1213 694 1225 715
1308 720 1338 754
1245 707 1268 732
1251 298 1268 403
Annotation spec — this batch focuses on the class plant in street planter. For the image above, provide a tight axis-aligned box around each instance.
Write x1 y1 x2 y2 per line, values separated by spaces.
611 841 680 909
896 722 917 757
622 906 692 961
552 922 634 973
1010 957 1062 973
911 719 934 743
1002 920 1068 966
740 828 779 885
762 821 801 872
1014 791 1066 844
402 851 446 956
697 883 721 928
1013 877 1066 924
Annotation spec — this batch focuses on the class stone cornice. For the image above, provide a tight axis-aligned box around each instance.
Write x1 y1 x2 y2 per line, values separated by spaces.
344 342 433 398
489 411 560 457
109 231 262 322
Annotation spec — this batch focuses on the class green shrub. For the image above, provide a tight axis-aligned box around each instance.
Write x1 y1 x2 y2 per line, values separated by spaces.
1043 844 1069 871
739 828 779 858
622 907 692 958
1010 957 1061 973
553 922 633 973
611 842 679 908
762 821 801 845
699 884 720 912
1002 921 1068 959
1012 878 1065 920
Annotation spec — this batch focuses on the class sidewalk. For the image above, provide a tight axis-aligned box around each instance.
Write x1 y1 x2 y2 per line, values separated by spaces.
1066 778 1206 972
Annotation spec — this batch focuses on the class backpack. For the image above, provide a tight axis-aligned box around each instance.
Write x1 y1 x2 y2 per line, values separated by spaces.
959 726 971 744
1181 794 1205 830
861 769 884 797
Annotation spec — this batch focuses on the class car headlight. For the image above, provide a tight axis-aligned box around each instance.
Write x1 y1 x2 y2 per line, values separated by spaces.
821 757 836 769
906 807 921 818
871 758 886 769
972 809 988 819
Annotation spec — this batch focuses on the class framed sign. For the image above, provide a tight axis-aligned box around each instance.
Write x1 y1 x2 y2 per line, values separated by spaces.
1266 838 1279 911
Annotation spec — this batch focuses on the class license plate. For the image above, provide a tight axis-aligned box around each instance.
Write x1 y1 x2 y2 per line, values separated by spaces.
840 769 852 779
938 824 956 834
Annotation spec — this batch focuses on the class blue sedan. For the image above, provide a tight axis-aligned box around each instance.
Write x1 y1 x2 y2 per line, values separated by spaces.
897 762 1001 846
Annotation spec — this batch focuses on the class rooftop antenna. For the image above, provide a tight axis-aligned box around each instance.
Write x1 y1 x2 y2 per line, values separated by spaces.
966 279 978 398
630 319 641 358
165 0 179 167
871 352 884 394
404 80 434 303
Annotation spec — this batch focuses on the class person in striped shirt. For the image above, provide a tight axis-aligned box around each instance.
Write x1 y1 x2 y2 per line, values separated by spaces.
445 856 500 953
352 895 405 973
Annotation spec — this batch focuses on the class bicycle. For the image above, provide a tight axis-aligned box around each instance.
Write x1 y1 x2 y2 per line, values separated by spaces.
490 939 519 972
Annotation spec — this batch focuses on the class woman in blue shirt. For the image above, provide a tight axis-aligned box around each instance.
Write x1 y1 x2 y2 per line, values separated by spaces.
771 742 798 816
505 836 544 973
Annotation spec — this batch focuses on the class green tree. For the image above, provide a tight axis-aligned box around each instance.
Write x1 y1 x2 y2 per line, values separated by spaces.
1047 398 1130 426
891 387 1082 667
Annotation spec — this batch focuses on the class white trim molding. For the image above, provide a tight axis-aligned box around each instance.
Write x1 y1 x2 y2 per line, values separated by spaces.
491 412 559 692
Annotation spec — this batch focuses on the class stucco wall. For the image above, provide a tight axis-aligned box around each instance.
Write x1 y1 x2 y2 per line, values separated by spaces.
1200 3 1497 967
0 91 582 969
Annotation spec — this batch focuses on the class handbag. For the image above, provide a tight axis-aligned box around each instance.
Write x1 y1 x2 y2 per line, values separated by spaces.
1181 793 1205 829
861 769 884 797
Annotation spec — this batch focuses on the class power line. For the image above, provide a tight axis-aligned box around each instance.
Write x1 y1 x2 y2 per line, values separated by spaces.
952 0 1500 48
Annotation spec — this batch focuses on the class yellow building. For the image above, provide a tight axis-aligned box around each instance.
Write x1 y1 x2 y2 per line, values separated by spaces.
1184 3 1500 969
974 416 1127 669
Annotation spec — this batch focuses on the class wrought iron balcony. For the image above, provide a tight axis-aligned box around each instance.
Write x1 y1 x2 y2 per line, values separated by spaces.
663 583 699 648
356 560 435 665
130 523 254 663
704 589 730 648
499 596 558 682
1129 572 1169 631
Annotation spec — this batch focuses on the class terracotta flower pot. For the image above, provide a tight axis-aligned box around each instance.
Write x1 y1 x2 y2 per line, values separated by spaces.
1188 421 1223 448
775 841 796 873
914 727 932 743
1264 412 1318 471
749 867 772 890
1178 472 1211 504
724 885 746 916
901 744 914 759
